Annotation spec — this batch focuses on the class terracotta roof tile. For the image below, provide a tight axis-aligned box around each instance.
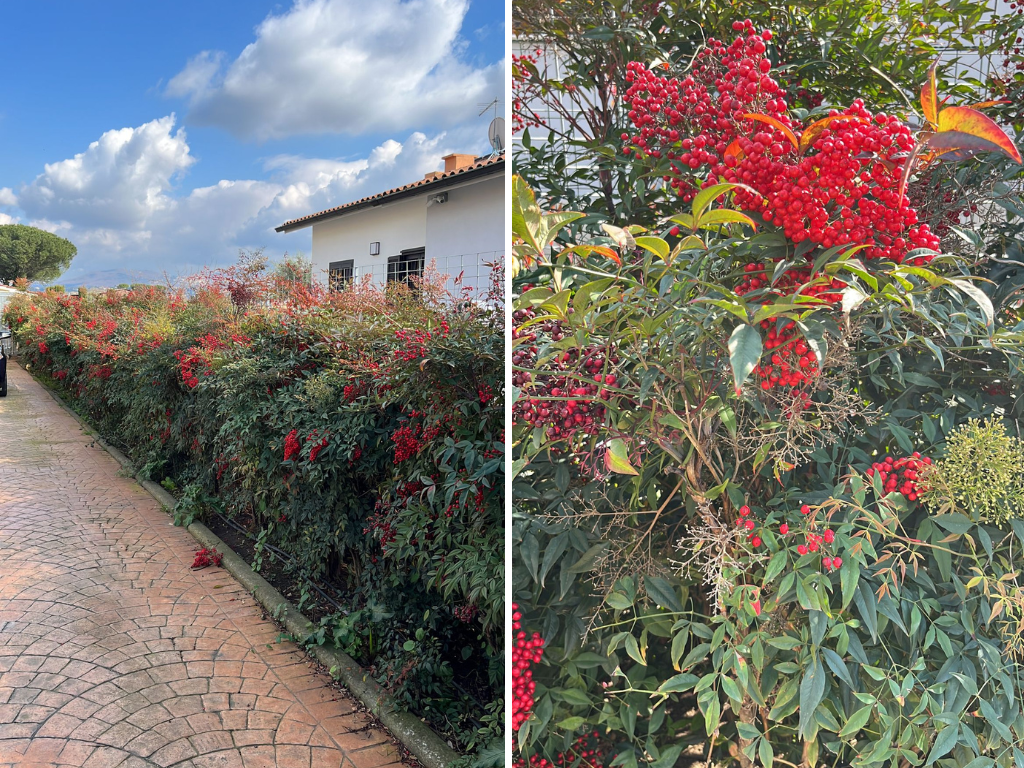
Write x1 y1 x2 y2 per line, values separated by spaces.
275 153 504 232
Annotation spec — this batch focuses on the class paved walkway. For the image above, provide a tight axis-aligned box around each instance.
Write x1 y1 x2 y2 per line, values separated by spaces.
0 364 404 768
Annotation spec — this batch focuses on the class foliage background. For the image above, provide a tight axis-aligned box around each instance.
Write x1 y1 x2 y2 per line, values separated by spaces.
511 2 1024 768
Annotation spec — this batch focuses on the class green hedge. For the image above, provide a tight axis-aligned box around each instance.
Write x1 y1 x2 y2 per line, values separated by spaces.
4 275 504 756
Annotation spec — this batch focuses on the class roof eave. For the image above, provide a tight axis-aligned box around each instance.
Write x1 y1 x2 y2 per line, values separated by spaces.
274 157 504 233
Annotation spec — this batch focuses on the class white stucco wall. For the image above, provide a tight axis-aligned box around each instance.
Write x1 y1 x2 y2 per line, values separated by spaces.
310 196 426 284
307 169 504 294
425 173 504 294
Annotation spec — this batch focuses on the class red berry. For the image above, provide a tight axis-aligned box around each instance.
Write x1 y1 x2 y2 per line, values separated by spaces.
779 523 789 535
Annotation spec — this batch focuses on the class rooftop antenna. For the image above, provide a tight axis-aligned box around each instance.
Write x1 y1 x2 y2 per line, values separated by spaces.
478 98 504 155
478 97 500 121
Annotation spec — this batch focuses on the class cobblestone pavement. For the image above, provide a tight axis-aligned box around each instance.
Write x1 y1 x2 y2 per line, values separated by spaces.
0 364 404 768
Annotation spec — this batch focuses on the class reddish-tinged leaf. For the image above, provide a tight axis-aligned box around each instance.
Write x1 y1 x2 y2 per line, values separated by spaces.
724 138 745 163
965 100 1010 110
935 106 1022 163
897 143 925 204
742 113 798 149
798 116 866 153
924 129 1020 162
921 61 939 127
605 438 639 475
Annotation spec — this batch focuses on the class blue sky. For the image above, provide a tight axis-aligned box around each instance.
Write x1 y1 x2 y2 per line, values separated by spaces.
0 0 504 286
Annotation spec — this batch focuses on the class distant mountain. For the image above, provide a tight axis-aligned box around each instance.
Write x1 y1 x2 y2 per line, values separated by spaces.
46 268 177 290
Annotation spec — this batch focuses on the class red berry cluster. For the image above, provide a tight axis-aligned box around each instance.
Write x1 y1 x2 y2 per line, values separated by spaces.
173 333 227 389
342 378 368 402
745 319 819 406
283 429 301 462
1004 4 1024 70
364 503 398 553
734 505 763 548
391 423 423 463
38 341 48 354
511 603 544 733
623 21 941 274
513 732 606 768
788 506 843 571
865 452 931 501
453 604 478 623
308 434 328 462
512 307 618 442
191 547 223 569
512 49 547 134
737 263 845 305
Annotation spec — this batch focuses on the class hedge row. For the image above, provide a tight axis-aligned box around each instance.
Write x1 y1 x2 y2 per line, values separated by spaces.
3 269 504 757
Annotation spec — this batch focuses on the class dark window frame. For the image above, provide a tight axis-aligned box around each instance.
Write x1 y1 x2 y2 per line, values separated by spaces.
328 259 354 291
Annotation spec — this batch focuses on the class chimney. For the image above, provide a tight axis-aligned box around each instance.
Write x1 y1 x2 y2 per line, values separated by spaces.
442 153 477 173
423 171 443 181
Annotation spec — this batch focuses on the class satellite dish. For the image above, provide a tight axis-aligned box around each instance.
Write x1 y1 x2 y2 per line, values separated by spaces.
488 117 505 153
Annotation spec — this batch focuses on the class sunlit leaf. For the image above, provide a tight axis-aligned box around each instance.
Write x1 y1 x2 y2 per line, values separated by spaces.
724 138 745 164
799 115 866 154
634 236 670 261
742 113 798 149
605 438 639 475
921 60 939 127
935 106 1022 163
728 324 762 395
696 209 758 231
691 182 759 219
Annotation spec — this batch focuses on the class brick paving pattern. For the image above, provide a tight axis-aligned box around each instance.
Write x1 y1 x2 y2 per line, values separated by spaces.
0 364 404 768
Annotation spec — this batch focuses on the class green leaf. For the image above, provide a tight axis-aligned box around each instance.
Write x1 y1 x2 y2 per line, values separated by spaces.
567 543 608 574
758 737 774 768
606 592 633 610
650 745 684 768
556 716 586 731
950 277 995 329
696 208 758 231
721 675 743 705
925 724 960 764
822 648 853 687
658 673 699 693
764 550 788 584
645 575 684 612
932 513 973 535
691 182 750 218
635 236 670 261
840 558 860 611
838 704 874 738
625 634 646 666
728 324 763 395
605 438 639 475
521 534 540 583
798 655 826 739
702 694 721 736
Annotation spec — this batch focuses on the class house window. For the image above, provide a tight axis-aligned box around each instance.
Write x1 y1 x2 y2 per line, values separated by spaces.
387 247 425 287
328 259 354 291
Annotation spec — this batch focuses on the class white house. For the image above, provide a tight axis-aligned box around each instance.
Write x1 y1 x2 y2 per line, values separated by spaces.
276 152 504 296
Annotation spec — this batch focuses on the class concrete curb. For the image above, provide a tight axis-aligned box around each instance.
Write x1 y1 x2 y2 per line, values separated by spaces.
21 363 461 768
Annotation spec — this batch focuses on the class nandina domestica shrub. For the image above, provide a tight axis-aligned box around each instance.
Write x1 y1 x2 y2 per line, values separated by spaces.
512 22 1024 768
4 264 504 756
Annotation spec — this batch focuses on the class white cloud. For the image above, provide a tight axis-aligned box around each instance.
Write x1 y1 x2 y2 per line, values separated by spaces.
166 0 504 140
0 213 16 226
8 117 486 284
0 188 17 206
18 115 194 230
